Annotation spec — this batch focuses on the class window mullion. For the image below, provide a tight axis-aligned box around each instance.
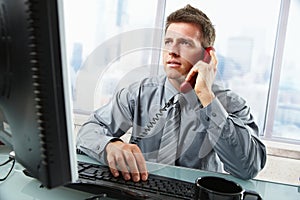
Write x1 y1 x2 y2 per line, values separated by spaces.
150 0 166 76
264 0 291 139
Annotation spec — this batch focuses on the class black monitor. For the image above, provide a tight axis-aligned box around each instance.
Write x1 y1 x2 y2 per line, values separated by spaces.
0 0 77 188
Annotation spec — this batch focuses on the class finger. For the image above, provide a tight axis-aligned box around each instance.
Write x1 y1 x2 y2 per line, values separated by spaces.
106 156 119 177
132 147 148 181
185 66 199 81
209 50 218 71
123 150 140 182
115 154 131 180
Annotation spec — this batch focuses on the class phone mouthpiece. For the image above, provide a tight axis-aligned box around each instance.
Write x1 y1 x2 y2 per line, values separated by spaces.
180 81 193 93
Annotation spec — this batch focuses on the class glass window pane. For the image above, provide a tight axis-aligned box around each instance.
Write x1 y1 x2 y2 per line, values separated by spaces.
164 0 281 134
62 0 159 115
273 0 300 141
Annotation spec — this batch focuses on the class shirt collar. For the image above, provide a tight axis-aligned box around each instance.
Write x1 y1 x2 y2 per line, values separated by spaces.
164 76 202 109
164 77 179 101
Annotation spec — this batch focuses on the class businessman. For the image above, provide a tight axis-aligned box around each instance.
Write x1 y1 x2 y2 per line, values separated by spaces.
77 4 266 182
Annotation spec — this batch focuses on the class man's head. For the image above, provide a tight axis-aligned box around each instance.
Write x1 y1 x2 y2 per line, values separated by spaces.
165 4 215 48
163 5 216 88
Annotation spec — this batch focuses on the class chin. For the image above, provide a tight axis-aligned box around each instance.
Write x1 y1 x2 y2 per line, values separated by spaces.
167 74 185 84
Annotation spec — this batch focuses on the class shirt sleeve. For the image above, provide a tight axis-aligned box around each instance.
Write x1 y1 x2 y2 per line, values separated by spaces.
76 88 133 164
197 90 267 179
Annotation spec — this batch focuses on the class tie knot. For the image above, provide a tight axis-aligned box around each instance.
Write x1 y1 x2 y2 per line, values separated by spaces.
173 94 184 109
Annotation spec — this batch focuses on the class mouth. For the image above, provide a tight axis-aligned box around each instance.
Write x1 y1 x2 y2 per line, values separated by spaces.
167 60 181 68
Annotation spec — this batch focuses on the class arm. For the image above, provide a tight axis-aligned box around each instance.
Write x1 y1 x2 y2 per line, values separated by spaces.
76 88 148 181
199 91 266 179
76 89 132 162
190 50 266 179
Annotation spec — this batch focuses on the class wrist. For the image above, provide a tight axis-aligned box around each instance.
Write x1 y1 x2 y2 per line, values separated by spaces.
197 90 215 107
105 138 123 151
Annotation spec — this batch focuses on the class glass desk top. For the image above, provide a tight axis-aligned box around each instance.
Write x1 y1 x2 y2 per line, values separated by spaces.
1 146 299 200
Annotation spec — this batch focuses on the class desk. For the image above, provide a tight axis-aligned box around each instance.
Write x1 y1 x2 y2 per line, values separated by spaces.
1 145 299 200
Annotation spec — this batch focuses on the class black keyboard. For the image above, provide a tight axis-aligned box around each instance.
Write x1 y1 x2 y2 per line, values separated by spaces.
67 161 195 200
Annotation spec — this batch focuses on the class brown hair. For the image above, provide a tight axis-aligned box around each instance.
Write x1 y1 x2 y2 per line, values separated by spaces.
165 4 216 48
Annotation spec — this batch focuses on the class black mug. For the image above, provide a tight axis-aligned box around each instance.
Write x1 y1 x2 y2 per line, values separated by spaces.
194 176 262 200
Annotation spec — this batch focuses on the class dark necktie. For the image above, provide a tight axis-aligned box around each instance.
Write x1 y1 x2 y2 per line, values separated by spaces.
157 94 182 165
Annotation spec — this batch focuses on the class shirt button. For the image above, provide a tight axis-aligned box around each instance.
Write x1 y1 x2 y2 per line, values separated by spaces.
212 112 217 117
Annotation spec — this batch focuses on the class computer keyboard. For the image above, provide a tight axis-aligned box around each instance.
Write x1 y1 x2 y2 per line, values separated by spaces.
67 161 195 200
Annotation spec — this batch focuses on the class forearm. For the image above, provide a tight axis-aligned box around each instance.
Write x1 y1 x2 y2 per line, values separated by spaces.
76 89 134 162
207 118 266 179
76 121 122 164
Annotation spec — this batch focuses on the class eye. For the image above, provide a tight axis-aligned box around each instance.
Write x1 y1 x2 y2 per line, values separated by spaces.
180 40 192 46
164 39 172 45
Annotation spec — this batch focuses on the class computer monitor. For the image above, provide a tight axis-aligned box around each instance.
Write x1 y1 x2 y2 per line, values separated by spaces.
0 0 77 188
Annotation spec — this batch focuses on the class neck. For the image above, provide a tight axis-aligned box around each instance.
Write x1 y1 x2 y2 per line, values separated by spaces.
168 77 182 92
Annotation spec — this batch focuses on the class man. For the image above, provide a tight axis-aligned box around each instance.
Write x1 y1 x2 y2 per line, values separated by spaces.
77 4 266 182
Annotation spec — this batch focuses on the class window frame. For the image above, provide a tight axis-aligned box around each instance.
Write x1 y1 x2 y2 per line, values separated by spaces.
71 0 299 145
263 0 300 144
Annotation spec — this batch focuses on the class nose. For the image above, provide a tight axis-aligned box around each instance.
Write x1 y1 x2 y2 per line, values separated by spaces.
168 44 180 57
168 51 179 57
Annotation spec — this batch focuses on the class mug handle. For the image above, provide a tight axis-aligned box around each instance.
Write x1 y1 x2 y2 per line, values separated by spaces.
243 190 263 200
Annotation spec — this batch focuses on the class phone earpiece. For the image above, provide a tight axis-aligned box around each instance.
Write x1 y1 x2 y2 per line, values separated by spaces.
180 46 215 93
202 46 215 64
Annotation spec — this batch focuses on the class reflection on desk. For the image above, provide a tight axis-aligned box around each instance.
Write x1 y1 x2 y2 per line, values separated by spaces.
0 146 299 200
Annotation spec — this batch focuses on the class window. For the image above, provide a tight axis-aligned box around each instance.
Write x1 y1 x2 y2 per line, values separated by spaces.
268 0 300 142
62 0 160 116
63 0 299 144
164 0 284 141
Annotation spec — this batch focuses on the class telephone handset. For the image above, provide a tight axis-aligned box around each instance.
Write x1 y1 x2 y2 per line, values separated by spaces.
180 46 215 93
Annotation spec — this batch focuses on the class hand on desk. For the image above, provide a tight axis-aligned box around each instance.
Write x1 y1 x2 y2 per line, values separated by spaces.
105 141 148 182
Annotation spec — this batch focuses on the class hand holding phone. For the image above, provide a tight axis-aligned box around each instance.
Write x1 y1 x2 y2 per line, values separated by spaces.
180 46 215 93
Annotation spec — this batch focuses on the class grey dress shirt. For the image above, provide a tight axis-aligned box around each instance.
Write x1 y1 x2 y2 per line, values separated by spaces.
77 75 266 179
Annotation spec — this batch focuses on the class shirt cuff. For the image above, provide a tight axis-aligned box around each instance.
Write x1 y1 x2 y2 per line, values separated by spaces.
77 132 122 164
197 97 228 129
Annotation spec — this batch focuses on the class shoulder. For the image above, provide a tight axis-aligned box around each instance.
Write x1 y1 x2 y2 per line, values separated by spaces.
128 75 166 92
117 75 166 102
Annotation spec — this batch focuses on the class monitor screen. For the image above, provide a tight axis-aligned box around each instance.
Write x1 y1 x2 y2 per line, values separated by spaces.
0 0 77 188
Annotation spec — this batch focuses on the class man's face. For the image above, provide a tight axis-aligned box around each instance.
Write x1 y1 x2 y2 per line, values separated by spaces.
163 22 203 85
